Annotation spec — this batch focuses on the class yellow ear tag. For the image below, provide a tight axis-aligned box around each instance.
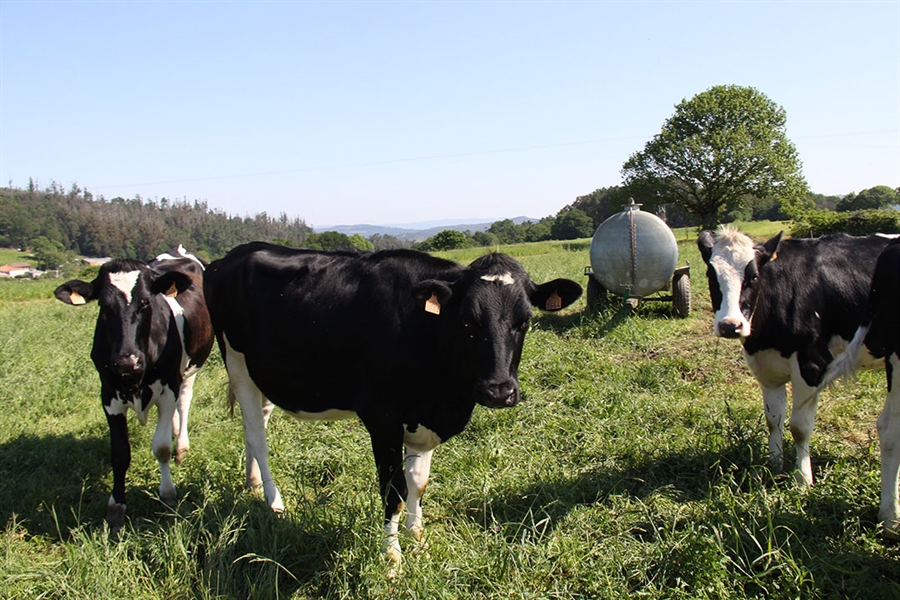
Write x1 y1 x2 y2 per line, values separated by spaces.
70 291 86 305
545 291 562 311
770 251 778 262
165 282 178 298
424 293 441 315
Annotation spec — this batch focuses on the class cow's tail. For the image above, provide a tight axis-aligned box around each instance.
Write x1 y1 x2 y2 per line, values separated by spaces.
819 321 871 392
227 380 237 418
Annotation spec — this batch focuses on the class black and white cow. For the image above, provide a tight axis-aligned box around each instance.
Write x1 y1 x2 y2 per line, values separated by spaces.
816 239 900 539
55 245 213 532
698 227 897 486
203 242 582 565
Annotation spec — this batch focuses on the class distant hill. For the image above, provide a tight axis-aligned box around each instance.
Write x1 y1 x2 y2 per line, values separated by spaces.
315 216 539 242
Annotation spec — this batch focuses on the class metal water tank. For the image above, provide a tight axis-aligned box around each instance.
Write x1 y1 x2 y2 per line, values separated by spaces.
586 198 690 316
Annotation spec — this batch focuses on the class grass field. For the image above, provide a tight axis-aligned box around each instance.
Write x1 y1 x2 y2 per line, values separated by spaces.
1 223 898 599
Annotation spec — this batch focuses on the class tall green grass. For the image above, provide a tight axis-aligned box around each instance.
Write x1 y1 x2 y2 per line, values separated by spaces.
2 227 897 599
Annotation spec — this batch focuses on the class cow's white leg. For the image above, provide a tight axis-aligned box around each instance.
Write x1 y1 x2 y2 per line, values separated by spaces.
747 349 791 473
762 384 788 472
404 448 433 542
384 501 404 569
224 339 284 513
173 373 196 465
153 388 178 506
878 355 900 538
789 375 819 486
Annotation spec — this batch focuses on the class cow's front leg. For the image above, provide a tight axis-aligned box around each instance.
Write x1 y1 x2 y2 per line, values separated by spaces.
154 389 178 507
404 448 433 543
878 356 900 539
105 410 130 534
762 384 788 472
369 427 407 567
173 373 197 465
789 378 819 486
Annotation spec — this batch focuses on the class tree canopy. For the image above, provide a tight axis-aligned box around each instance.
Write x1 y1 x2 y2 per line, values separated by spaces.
835 185 899 212
621 85 808 230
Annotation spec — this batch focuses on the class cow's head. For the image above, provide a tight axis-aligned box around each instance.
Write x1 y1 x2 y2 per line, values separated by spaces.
55 259 195 387
698 227 782 339
413 253 582 408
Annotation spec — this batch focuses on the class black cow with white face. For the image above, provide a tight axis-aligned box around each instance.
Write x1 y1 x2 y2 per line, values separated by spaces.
698 226 897 487
203 242 582 566
55 246 213 533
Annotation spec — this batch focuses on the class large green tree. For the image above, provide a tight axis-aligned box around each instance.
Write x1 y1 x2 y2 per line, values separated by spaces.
621 85 808 230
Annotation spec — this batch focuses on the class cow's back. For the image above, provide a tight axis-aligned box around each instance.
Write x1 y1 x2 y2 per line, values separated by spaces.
746 234 895 381
204 243 465 409
747 234 890 348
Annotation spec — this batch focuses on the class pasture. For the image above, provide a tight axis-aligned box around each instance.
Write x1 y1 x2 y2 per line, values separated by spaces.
2 224 898 599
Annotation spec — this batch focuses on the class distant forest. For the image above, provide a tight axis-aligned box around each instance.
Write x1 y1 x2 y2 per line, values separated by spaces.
2 179 896 271
0 181 316 264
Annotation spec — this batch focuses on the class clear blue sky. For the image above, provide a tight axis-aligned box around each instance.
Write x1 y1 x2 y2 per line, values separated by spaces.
1 1 898 229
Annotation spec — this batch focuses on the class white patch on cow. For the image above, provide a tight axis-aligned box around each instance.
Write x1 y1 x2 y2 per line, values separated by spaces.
286 408 357 421
481 272 515 286
403 423 441 452
155 244 206 270
103 380 166 426
827 334 881 370
108 270 141 304
708 229 756 337
875 233 900 240
163 295 192 373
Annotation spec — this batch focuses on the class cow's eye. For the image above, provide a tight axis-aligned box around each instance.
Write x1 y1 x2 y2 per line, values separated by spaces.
139 299 151 312
514 320 530 333
462 320 478 338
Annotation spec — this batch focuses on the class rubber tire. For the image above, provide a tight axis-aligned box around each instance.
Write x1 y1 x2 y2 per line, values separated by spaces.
672 272 691 318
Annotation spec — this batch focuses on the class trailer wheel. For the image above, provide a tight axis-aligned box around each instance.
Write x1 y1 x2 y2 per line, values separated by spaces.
586 277 608 312
672 271 691 318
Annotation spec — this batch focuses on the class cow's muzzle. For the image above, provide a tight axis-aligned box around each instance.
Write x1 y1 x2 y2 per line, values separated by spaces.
475 379 520 408
112 354 145 380
716 318 747 339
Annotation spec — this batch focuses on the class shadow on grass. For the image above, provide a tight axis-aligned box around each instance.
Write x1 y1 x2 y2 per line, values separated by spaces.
0 432 109 535
0 432 359 599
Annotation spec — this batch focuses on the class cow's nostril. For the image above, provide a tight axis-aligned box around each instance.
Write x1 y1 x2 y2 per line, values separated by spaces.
717 320 743 338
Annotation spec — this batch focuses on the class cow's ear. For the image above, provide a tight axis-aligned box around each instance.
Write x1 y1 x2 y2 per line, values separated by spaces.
55 279 96 306
530 278 583 312
757 231 783 265
697 230 716 264
412 279 454 316
150 270 193 298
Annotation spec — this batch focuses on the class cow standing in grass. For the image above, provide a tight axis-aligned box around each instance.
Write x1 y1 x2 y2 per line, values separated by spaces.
698 227 897 487
54 245 213 533
203 243 582 567
815 239 900 539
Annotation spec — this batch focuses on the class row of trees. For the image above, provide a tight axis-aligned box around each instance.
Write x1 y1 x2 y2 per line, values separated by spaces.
413 183 898 251
0 182 315 265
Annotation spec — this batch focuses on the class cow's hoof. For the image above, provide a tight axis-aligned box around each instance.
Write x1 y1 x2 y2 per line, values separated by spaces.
881 525 900 542
106 504 126 536
160 491 178 509
384 536 402 573
405 525 427 551
175 445 189 465
793 470 813 487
